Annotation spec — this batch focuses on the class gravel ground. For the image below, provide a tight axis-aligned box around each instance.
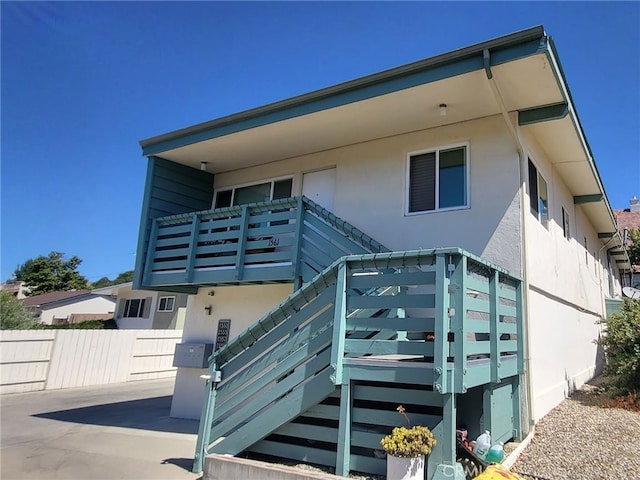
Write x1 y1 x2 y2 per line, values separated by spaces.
512 378 640 480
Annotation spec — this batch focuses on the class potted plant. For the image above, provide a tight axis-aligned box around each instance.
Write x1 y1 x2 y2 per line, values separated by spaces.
380 405 437 480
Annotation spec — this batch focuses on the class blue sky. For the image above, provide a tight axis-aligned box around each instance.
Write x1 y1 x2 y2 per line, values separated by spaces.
2 1 639 283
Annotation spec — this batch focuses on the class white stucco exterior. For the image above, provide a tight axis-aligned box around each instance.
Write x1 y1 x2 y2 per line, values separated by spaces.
38 296 116 325
170 283 293 419
169 112 624 420
138 30 629 435
99 283 188 330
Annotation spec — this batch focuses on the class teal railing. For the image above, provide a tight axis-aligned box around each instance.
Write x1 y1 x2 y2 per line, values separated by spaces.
193 248 523 475
140 196 389 289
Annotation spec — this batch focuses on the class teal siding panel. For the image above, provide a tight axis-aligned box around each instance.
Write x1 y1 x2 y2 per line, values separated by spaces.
135 156 214 289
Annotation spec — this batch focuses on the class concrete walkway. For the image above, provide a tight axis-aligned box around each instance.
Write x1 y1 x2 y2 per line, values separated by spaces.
0 378 201 480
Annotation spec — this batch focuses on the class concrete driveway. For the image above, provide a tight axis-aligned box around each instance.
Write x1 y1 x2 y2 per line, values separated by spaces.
1 378 202 480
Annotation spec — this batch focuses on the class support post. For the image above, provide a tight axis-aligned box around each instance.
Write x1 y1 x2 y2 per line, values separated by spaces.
330 262 348 385
193 366 218 473
451 255 467 393
234 205 250 280
185 213 201 283
291 197 306 289
434 254 450 394
335 371 351 476
432 393 466 480
142 218 159 285
489 270 500 383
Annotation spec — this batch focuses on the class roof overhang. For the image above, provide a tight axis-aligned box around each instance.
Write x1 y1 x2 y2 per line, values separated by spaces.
139 25 626 268
140 26 550 168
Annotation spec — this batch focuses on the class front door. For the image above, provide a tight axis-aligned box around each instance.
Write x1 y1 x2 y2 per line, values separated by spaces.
302 168 336 211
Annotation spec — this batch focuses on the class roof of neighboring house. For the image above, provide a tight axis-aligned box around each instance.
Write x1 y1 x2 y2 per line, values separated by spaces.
615 210 640 234
1 281 24 293
614 198 640 273
91 282 133 296
22 290 94 308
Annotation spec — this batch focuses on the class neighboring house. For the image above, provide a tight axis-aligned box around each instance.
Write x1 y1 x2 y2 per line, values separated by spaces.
132 26 630 479
91 282 187 329
614 196 640 287
0 280 30 299
22 290 116 325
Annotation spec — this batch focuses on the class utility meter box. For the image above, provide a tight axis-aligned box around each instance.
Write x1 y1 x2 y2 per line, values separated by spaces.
173 343 214 369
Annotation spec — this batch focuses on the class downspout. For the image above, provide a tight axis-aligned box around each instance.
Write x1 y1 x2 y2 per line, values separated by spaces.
483 48 536 437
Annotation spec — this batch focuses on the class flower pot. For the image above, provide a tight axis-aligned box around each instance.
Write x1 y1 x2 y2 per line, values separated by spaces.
386 454 425 480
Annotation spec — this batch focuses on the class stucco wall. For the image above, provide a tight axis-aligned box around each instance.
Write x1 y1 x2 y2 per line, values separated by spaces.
40 296 116 324
216 114 523 275
519 129 614 419
170 283 293 419
114 289 156 329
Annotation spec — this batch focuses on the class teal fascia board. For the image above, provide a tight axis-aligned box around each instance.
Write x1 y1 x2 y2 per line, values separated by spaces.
574 194 604 204
545 36 618 230
518 102 569 126
141 30 547 157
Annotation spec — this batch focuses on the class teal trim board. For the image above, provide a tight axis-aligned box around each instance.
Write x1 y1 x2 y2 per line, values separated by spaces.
574 194 604 204
518 102 569 125
598 232 616 238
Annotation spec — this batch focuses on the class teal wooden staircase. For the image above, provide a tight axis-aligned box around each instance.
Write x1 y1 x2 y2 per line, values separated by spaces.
193 248 524 479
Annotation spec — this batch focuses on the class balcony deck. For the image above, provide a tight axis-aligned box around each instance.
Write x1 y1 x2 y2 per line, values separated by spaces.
139 197 388 291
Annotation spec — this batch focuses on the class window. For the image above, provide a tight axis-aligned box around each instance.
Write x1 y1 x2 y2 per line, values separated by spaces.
123 299 146 318
562 207 570 239
528 159 549 228
158 296 175 312
214 178 293 208
407 145 468 214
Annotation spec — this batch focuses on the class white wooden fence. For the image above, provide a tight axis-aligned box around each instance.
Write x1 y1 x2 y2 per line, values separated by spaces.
0 329 182 394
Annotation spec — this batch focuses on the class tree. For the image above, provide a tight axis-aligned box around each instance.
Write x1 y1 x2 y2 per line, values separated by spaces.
626 228 640 268
90 270 134 289
0 291 39 329
598 298 640 394
14 251 89 296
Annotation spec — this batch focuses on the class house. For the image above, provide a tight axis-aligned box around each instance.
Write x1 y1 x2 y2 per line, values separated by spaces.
91 282 188 329
22 290 116 325
133 26 630 479
0 280 30 299
614 196 640 288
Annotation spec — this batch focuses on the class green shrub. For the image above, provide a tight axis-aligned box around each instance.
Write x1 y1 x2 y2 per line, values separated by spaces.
39 319 117 330
599 298 640 394
0 291 39 329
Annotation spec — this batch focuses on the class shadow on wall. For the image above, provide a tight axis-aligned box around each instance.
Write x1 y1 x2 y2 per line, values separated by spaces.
33 395 199 435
